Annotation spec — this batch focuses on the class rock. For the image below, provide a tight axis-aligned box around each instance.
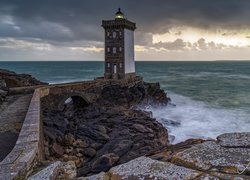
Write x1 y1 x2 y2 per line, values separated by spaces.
172 141 250 174
0 79 7 89
28 161 62 180
0 68 47 88
91 153 120 173
217 132 250 148
160 118 181 127
53 118 69 133
132 123 148 133
113 140 133 157
78 172 106 180
77 124 110 143
28 161 77 180
52 143 64 157
90 142 103 150
64 133 75 145
58 161 77 179
78 165 92 177
93 125 107 134
44 126 64 141
85 156 201 179
82 148 96 158
65 146 74 154
75 139 89 148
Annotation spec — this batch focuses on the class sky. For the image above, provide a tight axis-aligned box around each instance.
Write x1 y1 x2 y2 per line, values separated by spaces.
0 0 250 61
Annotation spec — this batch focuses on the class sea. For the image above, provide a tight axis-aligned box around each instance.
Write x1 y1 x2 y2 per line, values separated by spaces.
1 61 250 143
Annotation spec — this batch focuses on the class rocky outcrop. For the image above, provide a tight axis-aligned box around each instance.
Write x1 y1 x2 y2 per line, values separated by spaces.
82 157 202 180
96 82 170 107
0 69 47 104
43 106 169 177
42 80 170 177
0 69 47 88
81 132 250 179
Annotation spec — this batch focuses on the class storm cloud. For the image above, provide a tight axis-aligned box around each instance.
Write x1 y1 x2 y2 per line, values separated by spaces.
0 0 250 60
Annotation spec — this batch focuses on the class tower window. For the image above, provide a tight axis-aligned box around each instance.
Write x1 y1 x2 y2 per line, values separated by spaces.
113 47 116 54
119 47 122 52
113 32 116 38
107 47 110 53
107 32 110 36
120 63 123 68
107 63 110 68
119 31 122 36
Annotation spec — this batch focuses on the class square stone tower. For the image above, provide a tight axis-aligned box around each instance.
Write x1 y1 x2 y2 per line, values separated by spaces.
102 8 136 79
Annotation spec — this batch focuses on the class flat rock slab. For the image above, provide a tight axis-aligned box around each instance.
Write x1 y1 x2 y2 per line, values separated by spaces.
172 141 250 174
82 156 202 179
217 132 250 148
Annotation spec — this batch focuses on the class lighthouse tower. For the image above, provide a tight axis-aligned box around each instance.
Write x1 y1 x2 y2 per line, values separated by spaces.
102 8 136 79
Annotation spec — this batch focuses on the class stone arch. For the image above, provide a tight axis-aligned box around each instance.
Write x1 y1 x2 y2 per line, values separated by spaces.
58 93 90 111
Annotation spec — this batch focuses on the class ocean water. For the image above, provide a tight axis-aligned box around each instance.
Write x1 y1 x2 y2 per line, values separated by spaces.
1 61 250 143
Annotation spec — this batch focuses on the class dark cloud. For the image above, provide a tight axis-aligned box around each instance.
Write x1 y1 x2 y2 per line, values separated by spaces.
1 0 250 43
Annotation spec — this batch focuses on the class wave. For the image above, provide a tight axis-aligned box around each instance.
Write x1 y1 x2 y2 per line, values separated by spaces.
145 92 250 143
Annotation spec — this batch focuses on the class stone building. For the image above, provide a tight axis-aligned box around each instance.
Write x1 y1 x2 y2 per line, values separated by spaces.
102 8 136 79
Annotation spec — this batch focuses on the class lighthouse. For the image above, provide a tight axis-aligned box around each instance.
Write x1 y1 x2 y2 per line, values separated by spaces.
102 8 136 79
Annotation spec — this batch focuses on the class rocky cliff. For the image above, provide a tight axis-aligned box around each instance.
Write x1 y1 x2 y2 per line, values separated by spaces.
42 80 170 177
0 69 47 104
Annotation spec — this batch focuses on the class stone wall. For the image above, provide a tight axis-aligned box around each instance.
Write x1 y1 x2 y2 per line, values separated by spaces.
0 89 43 179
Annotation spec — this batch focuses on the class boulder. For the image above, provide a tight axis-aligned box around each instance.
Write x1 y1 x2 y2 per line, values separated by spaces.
84 157 202 179
217 132 250 148
51 143 64 157
58 161 77 179
172 141 250 174
82 147 96 158
91 153 119 173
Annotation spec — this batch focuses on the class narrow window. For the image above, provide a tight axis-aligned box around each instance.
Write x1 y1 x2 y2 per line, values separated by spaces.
107 31 110 36
120 63 123 68
119 47 122 52
107 47 110 53
119 31 122 36
107 63 110 68
113 47 116 54
113 31 116 38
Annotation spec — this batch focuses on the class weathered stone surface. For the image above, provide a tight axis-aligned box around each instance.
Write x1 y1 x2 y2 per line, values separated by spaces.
78 172 106 180
172 141 250 174
91 153 119 173
58 161 77 179
28 161 62 180
28 161 77 180
217 132 250 148
84 157 201 180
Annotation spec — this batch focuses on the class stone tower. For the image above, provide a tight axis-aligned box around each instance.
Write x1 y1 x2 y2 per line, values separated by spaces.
102 8 136 79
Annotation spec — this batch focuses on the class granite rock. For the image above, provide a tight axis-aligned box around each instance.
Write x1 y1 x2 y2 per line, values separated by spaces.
217 132 250 148
172 141 250 174
83 156 202 180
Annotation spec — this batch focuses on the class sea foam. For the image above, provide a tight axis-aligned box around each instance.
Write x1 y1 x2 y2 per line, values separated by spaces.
146 92 250 143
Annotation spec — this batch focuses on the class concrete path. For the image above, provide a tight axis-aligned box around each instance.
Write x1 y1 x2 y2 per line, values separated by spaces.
0 94 32 161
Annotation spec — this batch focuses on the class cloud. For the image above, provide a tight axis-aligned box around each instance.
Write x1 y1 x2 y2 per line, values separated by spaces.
1 0 250 60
